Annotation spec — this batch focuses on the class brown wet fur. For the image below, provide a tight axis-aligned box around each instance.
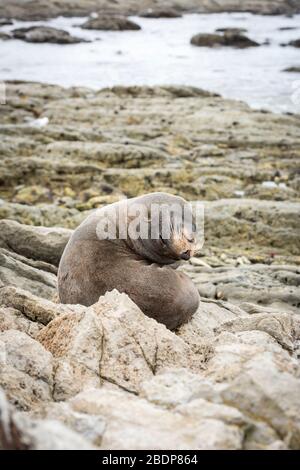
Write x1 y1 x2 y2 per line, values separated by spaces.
58 192 200 330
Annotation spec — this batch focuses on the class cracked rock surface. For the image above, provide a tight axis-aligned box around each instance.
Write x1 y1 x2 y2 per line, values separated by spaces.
0 80 300 449
0 283 299 449
0 1 298 20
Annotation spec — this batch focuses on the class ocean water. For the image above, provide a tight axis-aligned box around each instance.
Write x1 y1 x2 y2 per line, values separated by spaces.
0 12 300 113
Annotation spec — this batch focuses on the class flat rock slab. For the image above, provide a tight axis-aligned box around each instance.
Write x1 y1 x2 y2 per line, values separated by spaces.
1 81 299 232
0 219 72 266
283 66 300 72
139 8 181 18
0 32 10 40
37 290 202 399
287 39 300 48
191 32 259 48
1 285 299 449
0 0 298 20
12 26 87 44
80 16 141 31
184 260 300 310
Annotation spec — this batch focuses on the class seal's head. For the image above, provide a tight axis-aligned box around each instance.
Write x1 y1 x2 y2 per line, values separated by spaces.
160 221 197 262
126 193 198 265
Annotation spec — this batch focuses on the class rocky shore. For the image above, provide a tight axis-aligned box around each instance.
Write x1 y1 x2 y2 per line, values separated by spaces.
0 0 299 21
0 81 300 449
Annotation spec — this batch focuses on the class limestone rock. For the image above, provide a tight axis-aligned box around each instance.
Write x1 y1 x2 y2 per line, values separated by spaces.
16 418 95 449
140 8 181 18
0 73 300 450
205 330 300 448
80 16 141 31
215 311 300 352
177 397 286 450
0 285 83 325
37 290 201 399
205 330 299 383
0 201 86 228
0 388 94 449
283 66 300 73
221 350 300 449
0 18 13 26
0 32 10 40
69 387 244 450
202 199 300 258
191 32 259 48
0 219 71 266
0 330 53 410
185 263 300 309
0 248 57 299
0 279 298 449
0 1 297 20
177 297 248 346
1 80 300 246
12 26 87 44
0 305 42 337
216 27 247 34
14 185 53 205
26 400 106 447
140 369 222 408
243 422 287 450
288 39 300 48
39 141 167 169
0 388 28 449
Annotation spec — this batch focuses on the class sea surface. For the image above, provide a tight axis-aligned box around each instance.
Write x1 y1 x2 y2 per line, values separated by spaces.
0 12 300 113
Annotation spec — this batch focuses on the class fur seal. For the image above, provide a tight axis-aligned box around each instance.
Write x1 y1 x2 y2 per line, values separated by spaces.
58 192 200 330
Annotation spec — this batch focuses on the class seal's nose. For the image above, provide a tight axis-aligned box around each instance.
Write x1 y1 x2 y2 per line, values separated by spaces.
180 250 191 260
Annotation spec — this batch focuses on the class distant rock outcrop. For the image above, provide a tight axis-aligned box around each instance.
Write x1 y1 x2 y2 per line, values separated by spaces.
80 16 141 31
139 8 181 18
283 66 300 72
191 32 259 48
0 18 13 26
12 26 87 44
0 32 10 40
288 38 300 47
1 0 298 21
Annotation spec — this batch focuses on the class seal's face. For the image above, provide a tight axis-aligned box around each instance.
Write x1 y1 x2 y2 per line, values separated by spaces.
159 224 197 262
125 194 198 265
145 205 197 264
